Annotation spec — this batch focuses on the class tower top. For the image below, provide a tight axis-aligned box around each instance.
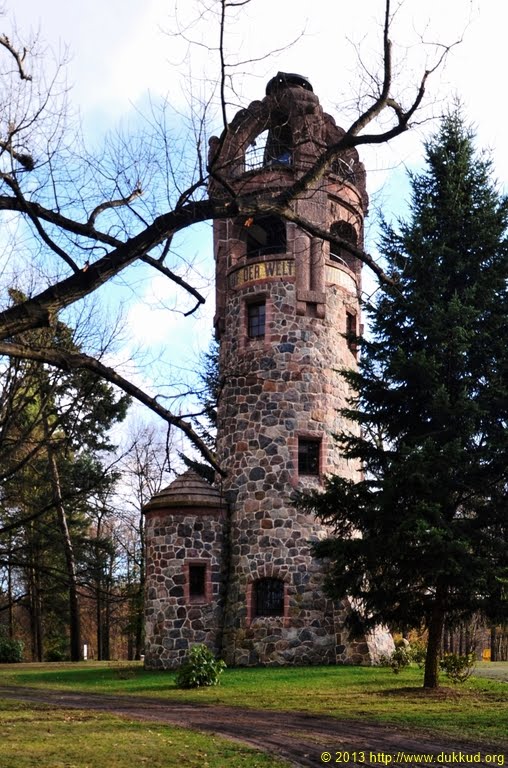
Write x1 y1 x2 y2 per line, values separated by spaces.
265 72 313 95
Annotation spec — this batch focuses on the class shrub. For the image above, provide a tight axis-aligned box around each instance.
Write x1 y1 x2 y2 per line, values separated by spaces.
379 645 411 674
0 636 24 663
409 641 427 668
388 645 411 674
175 644 226 689
439 652 476 684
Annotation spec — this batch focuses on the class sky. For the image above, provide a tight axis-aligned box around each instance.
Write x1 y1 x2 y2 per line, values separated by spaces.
2 0 506 428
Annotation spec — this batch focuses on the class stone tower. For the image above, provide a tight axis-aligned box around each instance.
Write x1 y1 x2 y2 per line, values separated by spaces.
143 73 393 669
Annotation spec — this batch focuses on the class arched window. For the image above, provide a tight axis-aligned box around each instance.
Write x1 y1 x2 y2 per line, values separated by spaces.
245 215 286 259
329 221 358 270
254 578 285 617
244 123 293 172
264 122 292 167
245 130 269 172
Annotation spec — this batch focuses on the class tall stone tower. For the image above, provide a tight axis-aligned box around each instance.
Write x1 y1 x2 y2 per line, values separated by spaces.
143 73 393 669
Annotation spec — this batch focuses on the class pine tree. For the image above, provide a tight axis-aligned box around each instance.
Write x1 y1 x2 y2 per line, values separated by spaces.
298 111 508 688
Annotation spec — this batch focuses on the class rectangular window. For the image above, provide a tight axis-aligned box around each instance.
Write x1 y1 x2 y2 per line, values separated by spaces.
346 311 357 354
189 564 206 600
298 438 320 476
254 578 285 617
247 301 266 338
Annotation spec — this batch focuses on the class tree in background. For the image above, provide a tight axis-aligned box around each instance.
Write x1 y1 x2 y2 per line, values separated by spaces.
114 422 173 660
298 111 508 688
0 310 129 660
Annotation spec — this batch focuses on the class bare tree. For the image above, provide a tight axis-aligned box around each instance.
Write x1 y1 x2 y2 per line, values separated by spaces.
0 0 458 473
114 422 173 659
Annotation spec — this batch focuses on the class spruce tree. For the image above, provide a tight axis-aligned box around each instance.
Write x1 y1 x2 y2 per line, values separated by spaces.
298 111 508 688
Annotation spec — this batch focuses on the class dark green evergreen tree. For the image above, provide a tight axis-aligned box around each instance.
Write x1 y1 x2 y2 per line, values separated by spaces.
180 339 220 484
298 111 508 688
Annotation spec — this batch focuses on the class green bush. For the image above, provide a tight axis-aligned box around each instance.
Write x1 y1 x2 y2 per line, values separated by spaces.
378 645 411 674
388 645 411 674
409 641 427 668
0 636 24 663
379 639 429 674
439 652 476 683
175 644 226 689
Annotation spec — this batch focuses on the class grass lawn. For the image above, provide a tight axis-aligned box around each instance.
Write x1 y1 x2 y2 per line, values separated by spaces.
1 661 507 746
0 698 290 768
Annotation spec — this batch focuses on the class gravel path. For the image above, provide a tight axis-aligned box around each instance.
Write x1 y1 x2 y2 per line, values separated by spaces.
0 685 506 768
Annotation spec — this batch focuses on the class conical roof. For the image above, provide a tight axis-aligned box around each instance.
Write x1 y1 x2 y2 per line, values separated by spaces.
142 469 223 513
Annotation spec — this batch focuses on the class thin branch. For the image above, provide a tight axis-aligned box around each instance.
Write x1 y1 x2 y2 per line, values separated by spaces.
87 185 143 227
0 34 32 80
139 254 205 314
1 175 80 273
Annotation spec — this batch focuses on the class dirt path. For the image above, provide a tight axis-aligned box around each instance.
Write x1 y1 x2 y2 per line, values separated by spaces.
0 685 505 768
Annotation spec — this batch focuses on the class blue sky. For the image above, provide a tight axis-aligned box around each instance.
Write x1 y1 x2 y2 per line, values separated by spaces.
3 0 505 421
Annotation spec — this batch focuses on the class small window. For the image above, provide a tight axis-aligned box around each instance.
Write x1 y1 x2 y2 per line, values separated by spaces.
189 564 206 600
346 311 357 354
245 215 286 259
298 438 320 476
254 578 284 617
329 221 358 270
247 301 266 338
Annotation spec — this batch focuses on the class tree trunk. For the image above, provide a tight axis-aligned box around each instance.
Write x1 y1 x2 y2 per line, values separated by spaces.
7 534 14 640
96 576 103 660
44 424 81 662
103 554 112 661
27 527 44 661
29 568 43 661
134 510 145 660
424 601 445 689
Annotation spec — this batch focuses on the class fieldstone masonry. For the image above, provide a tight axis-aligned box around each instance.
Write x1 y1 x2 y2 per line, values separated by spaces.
143 73 394 669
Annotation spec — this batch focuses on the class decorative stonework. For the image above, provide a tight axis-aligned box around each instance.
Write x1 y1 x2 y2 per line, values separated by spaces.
143 73 394 669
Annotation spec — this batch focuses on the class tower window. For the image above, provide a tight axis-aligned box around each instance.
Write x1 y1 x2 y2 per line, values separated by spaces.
247 301 266 338
346 311 357 354
245 125 293 172
254 578 285 617
298 438 320 476
245 215 286 259
329 221 358 270
189 564 207 601
264 123 293 167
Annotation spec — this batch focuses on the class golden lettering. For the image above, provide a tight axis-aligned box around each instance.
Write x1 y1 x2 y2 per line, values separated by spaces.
228 260 295 288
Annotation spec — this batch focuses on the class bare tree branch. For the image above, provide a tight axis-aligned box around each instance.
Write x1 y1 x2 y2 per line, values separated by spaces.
0 340 224 476
0 33 32 80
87 185 143 227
